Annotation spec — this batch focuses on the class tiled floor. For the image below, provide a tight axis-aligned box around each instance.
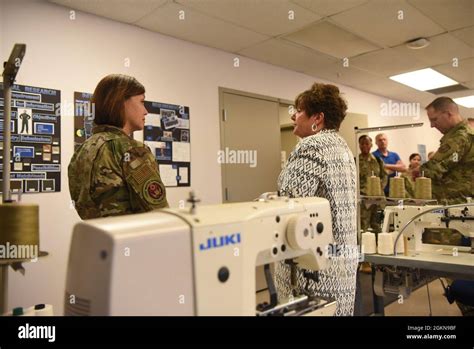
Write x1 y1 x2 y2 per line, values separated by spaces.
357 272 462 316
385 279 462 316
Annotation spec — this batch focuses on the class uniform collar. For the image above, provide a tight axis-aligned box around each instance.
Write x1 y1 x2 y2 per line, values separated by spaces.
360 153 376 161
92 124 130 137
440 120 467 143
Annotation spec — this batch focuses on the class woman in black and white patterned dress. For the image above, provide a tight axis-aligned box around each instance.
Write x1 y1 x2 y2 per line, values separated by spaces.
276 83 357 316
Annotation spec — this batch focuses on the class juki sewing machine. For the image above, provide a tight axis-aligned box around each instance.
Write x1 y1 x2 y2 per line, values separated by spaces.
382 203 474 254
364 203 474 314
64 195 337 316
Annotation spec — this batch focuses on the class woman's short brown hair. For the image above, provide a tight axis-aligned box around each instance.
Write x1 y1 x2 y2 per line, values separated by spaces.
409 153 421 161
295 83 348 131
92 74 145 128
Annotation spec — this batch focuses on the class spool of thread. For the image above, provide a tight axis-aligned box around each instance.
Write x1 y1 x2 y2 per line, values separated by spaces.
391 231 405 254
8 306 35 316
0 203 40 258
377 233 394 255
367 176 382 196
389 176 405 198
33 304 54 316
361 232 376 254
415 177 432 200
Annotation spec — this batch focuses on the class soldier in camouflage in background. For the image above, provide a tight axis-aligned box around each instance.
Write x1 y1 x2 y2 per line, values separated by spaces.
68 74 168 220
415 97 474 316
417 97 474 204
358 135 387 233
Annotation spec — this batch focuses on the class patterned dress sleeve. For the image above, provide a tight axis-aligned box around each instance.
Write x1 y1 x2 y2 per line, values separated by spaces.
279 142 323 198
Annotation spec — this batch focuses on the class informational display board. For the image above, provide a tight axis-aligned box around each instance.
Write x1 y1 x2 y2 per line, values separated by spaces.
74 91 94 151
0 84 61 193
144 101 191 187
73 92 191 187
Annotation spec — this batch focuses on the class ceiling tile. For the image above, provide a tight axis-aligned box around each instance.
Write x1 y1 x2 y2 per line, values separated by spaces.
434 57 474 83
443 88 474 99
238 38 338 74
351 48 427 77
175 0 321 36
464 80 474 89
50 0 168 23
354 78 426 99
283 20 379 59
391 33 474 67
307 63 384 87
136 2 269 52
390 90 438 104
330 0 445 47
290 0 369 16
407 0 474 31
451 26 474 48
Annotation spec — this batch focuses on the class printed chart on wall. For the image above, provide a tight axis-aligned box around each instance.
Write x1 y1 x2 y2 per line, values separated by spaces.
0 84 61 193
74 92 94 151
144 101 191 187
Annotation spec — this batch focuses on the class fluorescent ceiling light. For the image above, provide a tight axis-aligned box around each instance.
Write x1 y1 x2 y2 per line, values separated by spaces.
453 95 474 108
390 68 458 91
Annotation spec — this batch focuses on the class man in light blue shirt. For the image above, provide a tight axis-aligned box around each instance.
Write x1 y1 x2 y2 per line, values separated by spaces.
372 133 406 196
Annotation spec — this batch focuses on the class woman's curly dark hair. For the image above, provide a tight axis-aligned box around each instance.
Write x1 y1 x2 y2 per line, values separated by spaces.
295 83 348 131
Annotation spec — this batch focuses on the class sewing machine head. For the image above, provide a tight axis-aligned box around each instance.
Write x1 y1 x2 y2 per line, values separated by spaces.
382 203 474 253
64 196 335 316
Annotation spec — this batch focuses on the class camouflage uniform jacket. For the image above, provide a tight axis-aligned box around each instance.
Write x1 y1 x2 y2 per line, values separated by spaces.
421 121 474 204
359 153 387 195
68 125 169 219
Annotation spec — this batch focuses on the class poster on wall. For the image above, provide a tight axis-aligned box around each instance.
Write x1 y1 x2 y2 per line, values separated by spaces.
73 92 191 187
74 91 94 151
144 101 191 187
0 83 61 193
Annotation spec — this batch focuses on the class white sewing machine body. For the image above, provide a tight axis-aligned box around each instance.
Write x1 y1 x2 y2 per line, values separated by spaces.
382 204 474 253
65 197 335 316
367 203 473 314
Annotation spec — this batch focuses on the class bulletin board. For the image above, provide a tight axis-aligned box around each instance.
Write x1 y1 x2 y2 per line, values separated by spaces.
0 83 61 193
72 92 191 187
144 101 191 187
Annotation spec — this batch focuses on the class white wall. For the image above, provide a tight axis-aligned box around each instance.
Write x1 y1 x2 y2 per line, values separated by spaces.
0 1 4 62
2 0 444 314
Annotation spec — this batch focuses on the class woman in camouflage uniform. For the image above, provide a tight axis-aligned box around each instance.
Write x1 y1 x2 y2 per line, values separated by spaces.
68 74 168 219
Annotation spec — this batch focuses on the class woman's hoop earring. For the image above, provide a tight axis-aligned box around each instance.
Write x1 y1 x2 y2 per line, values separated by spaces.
311 123 317 132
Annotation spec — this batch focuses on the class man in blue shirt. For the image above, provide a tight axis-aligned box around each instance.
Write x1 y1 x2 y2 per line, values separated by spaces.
372 133 406 196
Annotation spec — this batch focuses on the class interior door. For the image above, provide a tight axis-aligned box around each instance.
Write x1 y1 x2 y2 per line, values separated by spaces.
221 92 281 202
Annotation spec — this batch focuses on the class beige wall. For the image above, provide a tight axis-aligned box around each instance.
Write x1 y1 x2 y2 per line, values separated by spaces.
2 0 445 314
